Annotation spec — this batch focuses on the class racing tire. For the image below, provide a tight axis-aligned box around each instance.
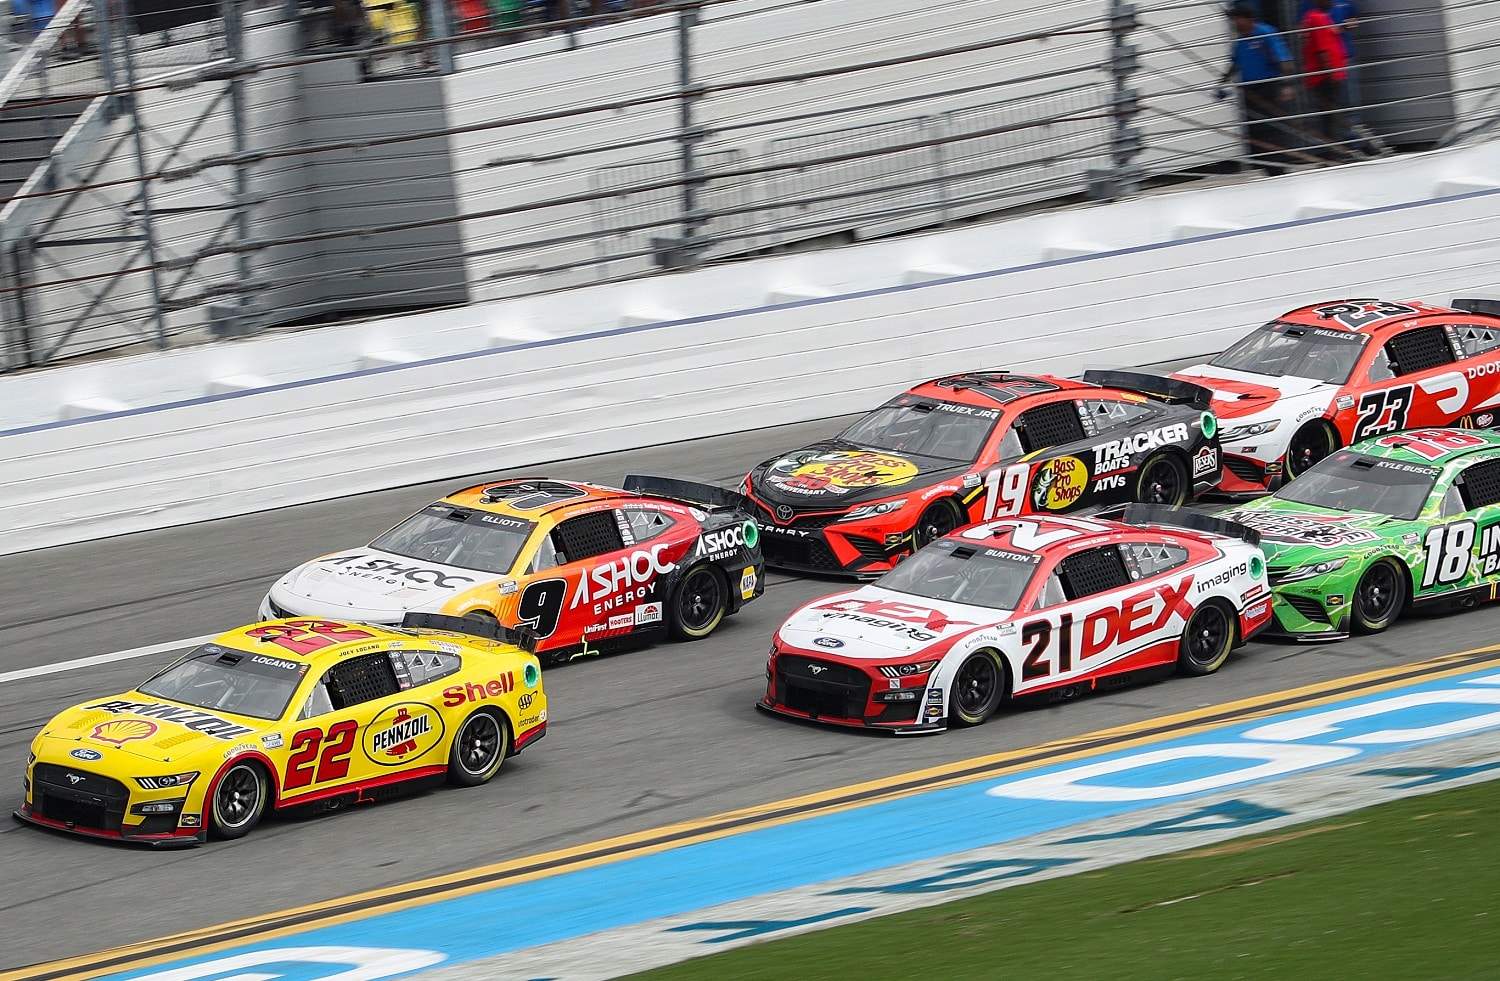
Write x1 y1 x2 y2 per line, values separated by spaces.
669 564 728 641
462 609 499 626
1135 452 1190 507
1351 559 1405 635
948 649 1006 727
209 760 268 840
1285 420 1339 480
913 499 965 550
448 709 510 787
1177 601 1235 676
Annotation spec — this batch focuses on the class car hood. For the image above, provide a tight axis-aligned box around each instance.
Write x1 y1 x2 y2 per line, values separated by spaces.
1171 365 1338 423
777 586 1000 657
273 547 499 618
749 442 969 509
1219 500 1408 563
38 692 268 765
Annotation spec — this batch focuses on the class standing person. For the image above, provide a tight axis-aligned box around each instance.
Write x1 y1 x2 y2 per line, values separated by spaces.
1300 0 1354 156
1220 2 1295 172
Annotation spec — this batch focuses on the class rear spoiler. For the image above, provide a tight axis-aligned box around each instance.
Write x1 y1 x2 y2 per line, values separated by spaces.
401 612 539 654
1086 503 1260 546
1081 369 1214 409
622 474 752 513
1451 297 1500 318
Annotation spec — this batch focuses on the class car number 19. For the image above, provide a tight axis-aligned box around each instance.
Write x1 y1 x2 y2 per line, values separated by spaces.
983 464 1030 519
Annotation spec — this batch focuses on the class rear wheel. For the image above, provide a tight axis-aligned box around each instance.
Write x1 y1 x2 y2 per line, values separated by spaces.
948 650 1005 727
1135 452 1189 506
448 709 510 786
1351 559 1405 634
669 565 727 640
914 499 964 549
1177 602 1234 676
209 761 267 839
1285 420 1339 479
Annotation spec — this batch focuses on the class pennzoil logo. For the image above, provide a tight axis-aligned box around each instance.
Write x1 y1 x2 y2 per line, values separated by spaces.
363 703 444 766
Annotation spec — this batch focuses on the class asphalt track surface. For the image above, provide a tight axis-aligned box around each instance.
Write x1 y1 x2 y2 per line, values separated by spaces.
1 416 1493 971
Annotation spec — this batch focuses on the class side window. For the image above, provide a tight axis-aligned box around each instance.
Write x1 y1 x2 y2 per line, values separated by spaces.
299 652 403 719
1452 323 1500 360
1014 400 1086 454
1057 546 1133 600
1384 326 1456 377
1120 541 1190 580
620 507 677 544
1438 483 1467 519
528 533 562 574
1079 398 1153 436
995 425 1024 461
1035 570 1068 609
1365 346 1395 383
389 650 462 689
550 511 626 565
1453 458 1500 511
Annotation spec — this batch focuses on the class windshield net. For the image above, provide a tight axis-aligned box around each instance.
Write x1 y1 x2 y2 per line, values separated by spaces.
878 538 1038 610
839 399 1000 462
371 505 536 575
139 644 309 721
1210 321 1368 384
1274 450 1437 519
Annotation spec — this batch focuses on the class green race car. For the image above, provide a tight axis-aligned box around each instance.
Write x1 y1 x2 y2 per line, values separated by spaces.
1221 428 1500 640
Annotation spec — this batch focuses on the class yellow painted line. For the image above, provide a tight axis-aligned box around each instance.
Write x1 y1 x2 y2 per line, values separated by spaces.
11 643 1500 981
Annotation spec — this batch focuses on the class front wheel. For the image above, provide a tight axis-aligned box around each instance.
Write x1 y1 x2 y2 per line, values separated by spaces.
1177 602 1234 676
1285 420 1339 480
1351 559 1405 635
948 650 1005 727
209 761 267 839
448 709 510 786
913 499 964 549
1135 452 1189 506
669 564 728 640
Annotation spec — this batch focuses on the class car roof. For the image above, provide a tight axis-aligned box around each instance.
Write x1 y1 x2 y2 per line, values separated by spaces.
906 371 1098 408
948 514 1196 557
213 619 487 666
1351 428 1500 467
441 477 635 520
1276 298 1498 337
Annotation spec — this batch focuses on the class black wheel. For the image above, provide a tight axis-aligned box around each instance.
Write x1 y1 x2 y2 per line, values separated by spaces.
209 761 267 840
914 499 964 549
1351 559 1405 635
1135 452 1189 506
448 709 510 787
1177 602 1234 676
1285 420 1339 480
948 649 1005 727
669 564 727 640
463 609 498 625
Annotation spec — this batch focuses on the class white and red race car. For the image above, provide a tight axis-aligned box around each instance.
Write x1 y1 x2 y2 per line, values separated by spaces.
758 508 1271 734
1170 297 1500 495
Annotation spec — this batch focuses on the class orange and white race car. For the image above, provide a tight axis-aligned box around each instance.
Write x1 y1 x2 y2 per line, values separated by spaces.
1171 297 1500 494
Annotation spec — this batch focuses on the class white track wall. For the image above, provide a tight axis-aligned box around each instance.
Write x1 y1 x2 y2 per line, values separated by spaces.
2 143 1499 556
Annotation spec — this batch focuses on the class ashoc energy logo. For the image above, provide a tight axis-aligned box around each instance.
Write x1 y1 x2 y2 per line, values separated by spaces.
364 703 444 766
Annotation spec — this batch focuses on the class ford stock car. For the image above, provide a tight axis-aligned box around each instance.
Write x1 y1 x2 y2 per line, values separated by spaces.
758 509 1270 733
261 476 764 663
742 370 1222 576
1223 428 1500 640
1171 297 1500 495
16 615 545 845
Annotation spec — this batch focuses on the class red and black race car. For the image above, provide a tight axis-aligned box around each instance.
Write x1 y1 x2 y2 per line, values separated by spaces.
742 370 1222 576
1170 297 1500 494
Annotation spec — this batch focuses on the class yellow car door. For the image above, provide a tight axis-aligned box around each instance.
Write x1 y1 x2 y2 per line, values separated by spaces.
277 650 406 803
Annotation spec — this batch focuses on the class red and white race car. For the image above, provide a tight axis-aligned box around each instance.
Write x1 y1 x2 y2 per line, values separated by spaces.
1171 297 1500 494
758 508 1271 734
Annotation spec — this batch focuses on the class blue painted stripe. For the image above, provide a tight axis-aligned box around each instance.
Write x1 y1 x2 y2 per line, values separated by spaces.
7 184 1498 443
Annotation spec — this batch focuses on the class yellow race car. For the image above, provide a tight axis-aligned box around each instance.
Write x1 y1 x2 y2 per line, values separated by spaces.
15 614 545 846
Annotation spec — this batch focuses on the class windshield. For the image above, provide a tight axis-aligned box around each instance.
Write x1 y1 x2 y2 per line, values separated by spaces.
371 505 536 575
1274 450 1437 520
139 644 308 721
1210 321 1368 385
877 538 1038 610
838 399 1000 462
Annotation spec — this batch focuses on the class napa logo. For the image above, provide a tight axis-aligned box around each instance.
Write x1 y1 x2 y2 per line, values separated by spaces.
363 703 444 766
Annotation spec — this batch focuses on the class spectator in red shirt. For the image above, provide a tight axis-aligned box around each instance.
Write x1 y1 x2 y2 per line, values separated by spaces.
1301 0 1355 154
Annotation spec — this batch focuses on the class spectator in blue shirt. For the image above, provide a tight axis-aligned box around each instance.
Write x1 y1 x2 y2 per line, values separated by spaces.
1221 2 1296 172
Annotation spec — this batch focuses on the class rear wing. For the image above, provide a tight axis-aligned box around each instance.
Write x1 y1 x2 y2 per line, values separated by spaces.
1081 369 1214 409
1087 503 1260 546
400 612 539 653
1451 297 1500 318
621 474 752 514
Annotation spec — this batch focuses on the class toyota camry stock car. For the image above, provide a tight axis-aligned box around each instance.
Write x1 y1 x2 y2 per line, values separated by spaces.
758 508 1271 733
1170 297 1500 495
742 369 1223 576
261 476 764 663
16 615 544 845
1222 428 1500 640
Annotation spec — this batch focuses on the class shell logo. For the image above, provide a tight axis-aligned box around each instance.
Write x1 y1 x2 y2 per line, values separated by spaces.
1032 456 1089 511
90 719 159 746
779 451 920 492
363 702 445 767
